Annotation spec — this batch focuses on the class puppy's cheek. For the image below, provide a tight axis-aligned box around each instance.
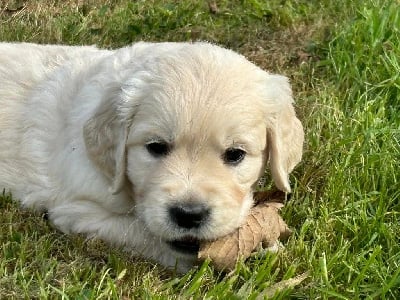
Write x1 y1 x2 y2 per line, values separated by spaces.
205 189 253 238
134 186 179 239
235 156 266 187
125 149 157 197
201 183 245 204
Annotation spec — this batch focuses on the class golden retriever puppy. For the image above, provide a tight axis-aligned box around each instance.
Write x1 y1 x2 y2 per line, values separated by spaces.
0 42 303 271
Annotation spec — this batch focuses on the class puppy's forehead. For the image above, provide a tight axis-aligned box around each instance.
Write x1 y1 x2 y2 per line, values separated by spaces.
127 46 269 146
131 78 266 144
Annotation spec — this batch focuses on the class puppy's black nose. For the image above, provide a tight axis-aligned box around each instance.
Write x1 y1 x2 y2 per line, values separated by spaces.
169 202 210 229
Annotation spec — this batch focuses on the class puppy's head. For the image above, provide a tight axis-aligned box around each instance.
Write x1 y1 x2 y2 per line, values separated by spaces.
84 42 303 258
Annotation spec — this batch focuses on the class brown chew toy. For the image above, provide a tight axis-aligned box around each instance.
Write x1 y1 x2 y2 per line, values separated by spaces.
198 190 291 271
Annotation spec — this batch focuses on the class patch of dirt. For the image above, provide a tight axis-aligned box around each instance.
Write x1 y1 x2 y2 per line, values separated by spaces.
239 23 326 73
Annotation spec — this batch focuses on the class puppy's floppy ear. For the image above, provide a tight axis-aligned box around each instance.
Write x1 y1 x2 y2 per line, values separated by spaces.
83 88 130 194
265 75 304 192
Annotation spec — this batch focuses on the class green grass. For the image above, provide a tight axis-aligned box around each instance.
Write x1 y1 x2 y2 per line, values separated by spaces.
1 0 399 298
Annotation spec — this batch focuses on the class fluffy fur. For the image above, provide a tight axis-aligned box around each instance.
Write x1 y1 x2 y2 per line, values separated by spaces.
0 42 303 271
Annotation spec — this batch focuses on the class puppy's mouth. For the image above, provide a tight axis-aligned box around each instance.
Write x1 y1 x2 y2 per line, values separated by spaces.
167 236 200 254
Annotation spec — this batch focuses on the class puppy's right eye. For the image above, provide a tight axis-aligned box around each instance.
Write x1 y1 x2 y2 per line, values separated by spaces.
146 141 170 157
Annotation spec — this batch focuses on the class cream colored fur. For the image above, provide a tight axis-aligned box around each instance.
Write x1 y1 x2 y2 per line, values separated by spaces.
0 42 303 271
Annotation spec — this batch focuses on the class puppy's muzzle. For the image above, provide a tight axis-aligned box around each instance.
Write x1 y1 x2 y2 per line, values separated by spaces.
168 202 210 229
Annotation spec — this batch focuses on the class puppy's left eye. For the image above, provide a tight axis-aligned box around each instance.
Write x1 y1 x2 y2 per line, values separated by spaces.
223 148 246 165
146 141 170 157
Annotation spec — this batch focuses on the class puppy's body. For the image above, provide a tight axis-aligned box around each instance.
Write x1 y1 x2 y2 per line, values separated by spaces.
0 42 303 271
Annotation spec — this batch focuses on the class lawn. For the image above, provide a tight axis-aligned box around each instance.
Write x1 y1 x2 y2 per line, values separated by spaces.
0 0 399 298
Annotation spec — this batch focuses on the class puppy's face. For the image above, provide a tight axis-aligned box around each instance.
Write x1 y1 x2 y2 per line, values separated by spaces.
126 77 268 255
84 43 304 259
